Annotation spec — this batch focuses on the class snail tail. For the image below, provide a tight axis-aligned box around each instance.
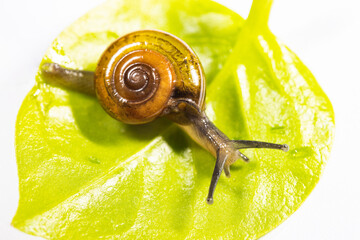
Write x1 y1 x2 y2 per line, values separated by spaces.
41 63 96 96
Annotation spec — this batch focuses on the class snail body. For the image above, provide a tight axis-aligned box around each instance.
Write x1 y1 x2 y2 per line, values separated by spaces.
42 30 288 204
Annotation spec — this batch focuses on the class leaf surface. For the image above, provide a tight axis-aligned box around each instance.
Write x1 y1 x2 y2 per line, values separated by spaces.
13 0 334 239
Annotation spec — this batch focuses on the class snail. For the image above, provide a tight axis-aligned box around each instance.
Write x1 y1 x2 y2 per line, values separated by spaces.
41 30 289 204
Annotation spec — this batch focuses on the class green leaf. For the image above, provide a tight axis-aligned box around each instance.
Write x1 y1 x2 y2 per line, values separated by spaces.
13 0 334 239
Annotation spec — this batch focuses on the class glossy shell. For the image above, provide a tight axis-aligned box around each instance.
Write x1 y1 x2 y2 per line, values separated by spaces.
95 30 205 124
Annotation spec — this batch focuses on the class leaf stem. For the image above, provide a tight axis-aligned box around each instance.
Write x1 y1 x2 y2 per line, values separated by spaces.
246 0 274 29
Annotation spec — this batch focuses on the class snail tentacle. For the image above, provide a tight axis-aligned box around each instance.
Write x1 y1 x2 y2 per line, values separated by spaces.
237 151 250 162
231 140 289 151
206 148 228 205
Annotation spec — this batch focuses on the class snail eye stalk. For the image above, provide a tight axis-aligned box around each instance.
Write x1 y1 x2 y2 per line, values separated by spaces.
232 140 289 151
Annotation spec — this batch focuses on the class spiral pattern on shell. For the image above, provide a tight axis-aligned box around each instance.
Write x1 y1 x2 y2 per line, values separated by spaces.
95 30 205 124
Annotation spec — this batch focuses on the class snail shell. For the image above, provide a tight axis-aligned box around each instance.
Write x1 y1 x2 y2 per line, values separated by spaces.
95 30 205 124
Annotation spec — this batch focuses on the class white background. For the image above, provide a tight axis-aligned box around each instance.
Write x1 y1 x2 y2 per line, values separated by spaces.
1 0 359 239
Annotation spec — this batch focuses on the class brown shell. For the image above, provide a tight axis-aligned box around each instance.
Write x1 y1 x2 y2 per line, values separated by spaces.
94 30 205 124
